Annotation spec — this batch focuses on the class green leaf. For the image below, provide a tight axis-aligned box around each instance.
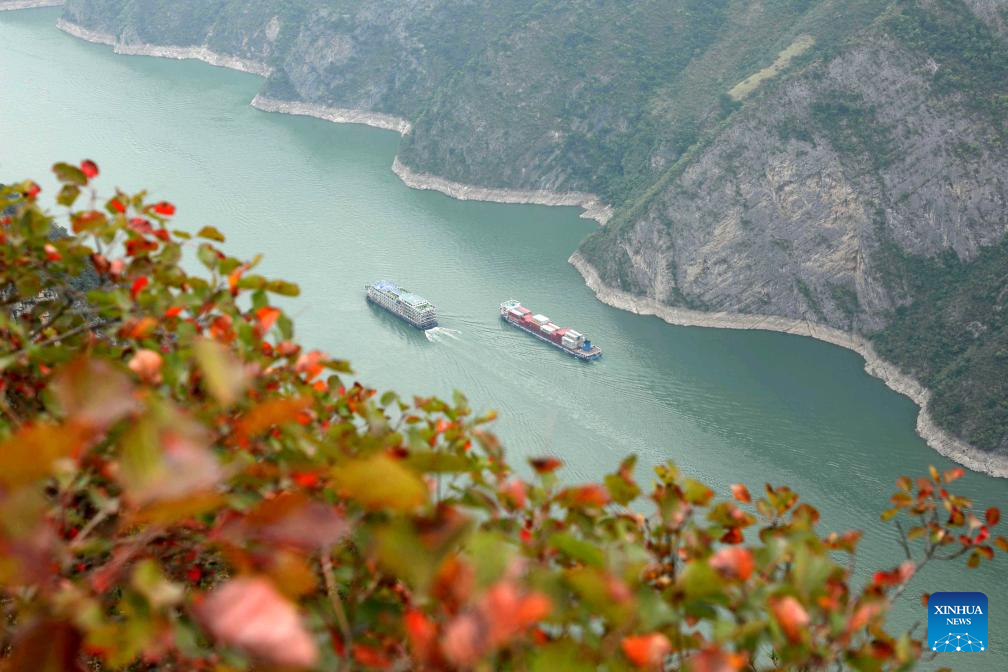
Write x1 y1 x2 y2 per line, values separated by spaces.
196 226 226 242
266 279 300 297
56 184 81 207
683 478 715 505
52 162 87 185
132 559 183 609
530 641 597 672
406 450 471 474
196 243 218 270
678 560 723 599
549 532 605 568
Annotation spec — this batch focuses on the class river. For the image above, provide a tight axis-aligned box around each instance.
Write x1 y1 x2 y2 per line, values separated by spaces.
1 8 1004 669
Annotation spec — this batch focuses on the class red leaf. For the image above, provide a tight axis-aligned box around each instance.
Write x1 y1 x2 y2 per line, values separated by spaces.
709 546 754 581
405 610 437 663
228 264 249 297
26 182 41 199
730 483 751 504
499 480 527 509
529 457 563 474
152 201 176 216
621 633 671 669
353 643 391 669
719 527 744 545
80 159 99 178
770 596 809 642
130 276 149 299
255 306 282 335
560 483 610 507
688 647 748 672
164 306 183 319
986 507 1000 527
291 471 320 488
128 217 154 235
90 253 111 275
128 349 163 384
52 356 139 430
943 467 965 483
108 197 126 214
44 243 62 262
235 492 349 551
196 577 318 667
872 560 915 588
125 238 158 256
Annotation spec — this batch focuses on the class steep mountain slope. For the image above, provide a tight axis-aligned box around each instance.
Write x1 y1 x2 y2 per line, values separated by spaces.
56 0 1008 470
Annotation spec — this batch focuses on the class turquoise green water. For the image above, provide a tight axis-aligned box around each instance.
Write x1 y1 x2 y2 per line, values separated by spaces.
2 9 1005 668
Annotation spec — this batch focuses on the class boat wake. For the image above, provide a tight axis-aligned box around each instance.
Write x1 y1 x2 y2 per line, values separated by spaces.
425 327 462 343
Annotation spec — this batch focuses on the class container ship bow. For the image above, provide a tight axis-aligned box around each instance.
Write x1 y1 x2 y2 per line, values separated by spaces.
366 280 438 329
499 300 602 361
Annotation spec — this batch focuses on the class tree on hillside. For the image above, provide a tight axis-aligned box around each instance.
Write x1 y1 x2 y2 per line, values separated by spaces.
0 163 1004 671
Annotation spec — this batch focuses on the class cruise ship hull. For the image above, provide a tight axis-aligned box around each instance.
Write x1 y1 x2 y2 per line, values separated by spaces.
366 282 438 330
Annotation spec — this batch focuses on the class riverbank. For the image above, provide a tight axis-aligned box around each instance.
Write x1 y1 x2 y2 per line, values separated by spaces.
392 158 613 225
0 1 62 11
55 19 271 76
569 251 1008 479
251 96 411 135
55 18 613 225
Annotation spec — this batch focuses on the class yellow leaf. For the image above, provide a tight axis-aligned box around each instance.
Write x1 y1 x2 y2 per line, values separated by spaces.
194 338 247 407
0 423 84 486
331 455 427 511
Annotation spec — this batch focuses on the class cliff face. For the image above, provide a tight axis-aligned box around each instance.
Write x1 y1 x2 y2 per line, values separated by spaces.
57 0 1008 465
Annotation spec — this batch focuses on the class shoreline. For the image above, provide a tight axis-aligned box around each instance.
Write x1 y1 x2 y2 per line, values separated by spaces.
55 19 271 76
392 158 614 225
0 1 63 11
569 251 1008 479
250 95 412 135
55 18 613 225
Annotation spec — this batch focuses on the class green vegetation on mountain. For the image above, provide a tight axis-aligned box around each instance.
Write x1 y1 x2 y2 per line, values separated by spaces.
57 0 1008 463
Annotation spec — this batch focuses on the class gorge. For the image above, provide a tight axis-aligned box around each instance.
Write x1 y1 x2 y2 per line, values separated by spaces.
44 0 1008 476
1 6 1006 666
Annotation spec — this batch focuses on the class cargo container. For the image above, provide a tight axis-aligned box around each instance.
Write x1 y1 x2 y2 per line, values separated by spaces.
498 300 602 361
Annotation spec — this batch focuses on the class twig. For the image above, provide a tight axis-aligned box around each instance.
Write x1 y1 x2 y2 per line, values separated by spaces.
321 549 352 663
894 520 913 561
70 500 120 551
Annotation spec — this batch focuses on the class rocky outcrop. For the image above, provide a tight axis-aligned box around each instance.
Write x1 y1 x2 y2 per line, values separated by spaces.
56 19 271 75
571 252 1008 478
393 158 612 225
251 96 411 135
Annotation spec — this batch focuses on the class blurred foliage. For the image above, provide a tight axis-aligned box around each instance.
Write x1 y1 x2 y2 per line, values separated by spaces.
0 163 1004 671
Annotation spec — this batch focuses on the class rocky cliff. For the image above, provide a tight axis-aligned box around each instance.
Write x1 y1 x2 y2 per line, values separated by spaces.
55 0 1008 472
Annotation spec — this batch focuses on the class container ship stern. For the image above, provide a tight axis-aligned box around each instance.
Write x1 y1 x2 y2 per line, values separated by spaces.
499 300 602 361
367 280 438 329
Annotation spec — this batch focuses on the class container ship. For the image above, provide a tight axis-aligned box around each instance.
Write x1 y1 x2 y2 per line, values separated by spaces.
366 280 438 329
499 300 602 361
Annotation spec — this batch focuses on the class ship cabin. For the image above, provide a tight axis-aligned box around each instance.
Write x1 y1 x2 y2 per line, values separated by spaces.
367 280 438 329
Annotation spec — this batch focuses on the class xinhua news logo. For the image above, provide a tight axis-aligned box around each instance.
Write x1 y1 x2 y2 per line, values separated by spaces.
928 592 988 653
